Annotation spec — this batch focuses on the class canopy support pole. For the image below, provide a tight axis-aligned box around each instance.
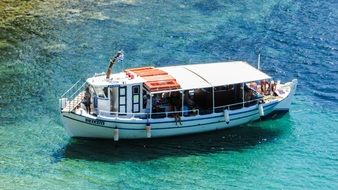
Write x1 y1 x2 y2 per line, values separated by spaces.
257 54 261 70
212 87 215 113
149 94 153 119
181 91 184 117
242 83 245 107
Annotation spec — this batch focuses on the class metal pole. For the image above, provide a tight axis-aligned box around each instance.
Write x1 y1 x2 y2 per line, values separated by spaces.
242 83 245 107
181 91 184 117
257 54 261 70
149 94 153 119
212 87 215 113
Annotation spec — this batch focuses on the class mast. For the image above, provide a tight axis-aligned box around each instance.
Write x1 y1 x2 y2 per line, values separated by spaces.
106 50 124 79
257 54 261 70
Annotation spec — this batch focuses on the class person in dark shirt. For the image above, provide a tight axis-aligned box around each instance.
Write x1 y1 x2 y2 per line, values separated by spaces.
84 87 91 113
169 91 182 125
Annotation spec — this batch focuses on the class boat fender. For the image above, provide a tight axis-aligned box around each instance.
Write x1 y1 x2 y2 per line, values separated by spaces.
113 127 119 141
259 103 264 117
223 109 230 124
146 123 151 138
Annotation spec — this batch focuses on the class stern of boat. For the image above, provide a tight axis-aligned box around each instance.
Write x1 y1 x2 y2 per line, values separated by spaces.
61 112 75 137
59 79 87 137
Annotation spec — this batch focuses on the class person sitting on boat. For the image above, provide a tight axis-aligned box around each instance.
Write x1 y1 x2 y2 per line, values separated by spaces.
244 85 252 101
248 82 258 91
244 85 257 106
84 86 91 113
260 79 270 95
270 81 278 96
169 91 182 125
183 90 196 114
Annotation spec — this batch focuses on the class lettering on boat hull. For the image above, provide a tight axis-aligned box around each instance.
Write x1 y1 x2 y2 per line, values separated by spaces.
85 118 105 126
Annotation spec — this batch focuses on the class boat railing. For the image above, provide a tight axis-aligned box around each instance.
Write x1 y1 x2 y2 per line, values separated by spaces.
61 79 87 99
151 109 200 118
213 98 263 112
88 96 268 120
97 109 200 120
96 99 264 120
98 110 147 119
59 79 87 111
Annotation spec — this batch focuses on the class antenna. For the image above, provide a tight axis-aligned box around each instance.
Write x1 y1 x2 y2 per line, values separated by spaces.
257 54 261 70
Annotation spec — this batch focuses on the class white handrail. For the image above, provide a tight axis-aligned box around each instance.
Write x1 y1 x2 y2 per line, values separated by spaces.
152 109 200 117
61 79 81 98
97 109 200 119
98 110 147 118
213 98 262 111
96 99 262 119
69 82 86 99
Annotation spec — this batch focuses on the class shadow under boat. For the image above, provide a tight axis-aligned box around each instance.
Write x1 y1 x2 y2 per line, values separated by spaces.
56 114 291 163
261 110 290 120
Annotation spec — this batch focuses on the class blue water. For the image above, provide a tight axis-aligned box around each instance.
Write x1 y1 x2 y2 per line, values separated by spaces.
0 0 337 189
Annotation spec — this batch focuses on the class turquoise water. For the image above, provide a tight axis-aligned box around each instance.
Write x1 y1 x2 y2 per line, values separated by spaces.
0 0 337 189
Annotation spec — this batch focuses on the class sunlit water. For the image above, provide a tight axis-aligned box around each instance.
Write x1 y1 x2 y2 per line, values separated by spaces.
0 0 337 189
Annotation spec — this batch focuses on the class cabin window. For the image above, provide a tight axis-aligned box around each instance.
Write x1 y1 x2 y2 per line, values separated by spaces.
142 90 150 109
120 87 126 96
94 86 108 99
142 90 149 109
214 85 232 112
230 84 243 110
151 93 167 118
151 91 182 119
133 86 140 94
183 88 213 115
118 86 127 113
110 87 118 112
214 84 243 111
194 88 213 115
244 84 260 107
132 85 140 113
103 87 108 97
183 90 197 116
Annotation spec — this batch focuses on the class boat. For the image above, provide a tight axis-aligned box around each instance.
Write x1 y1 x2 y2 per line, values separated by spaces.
59 51 297 141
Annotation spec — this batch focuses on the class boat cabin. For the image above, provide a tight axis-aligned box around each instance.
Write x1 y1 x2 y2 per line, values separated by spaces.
83 61 271 119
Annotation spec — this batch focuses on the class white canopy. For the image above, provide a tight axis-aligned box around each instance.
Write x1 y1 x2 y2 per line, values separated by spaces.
160 61 270 90
160 66 212 89
87 61 271 92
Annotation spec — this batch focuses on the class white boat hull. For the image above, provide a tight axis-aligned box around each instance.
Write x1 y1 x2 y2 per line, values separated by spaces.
61 101 279 139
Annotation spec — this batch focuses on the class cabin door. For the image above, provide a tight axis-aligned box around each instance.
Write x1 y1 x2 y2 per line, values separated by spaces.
118 86 127 113
109 86 118 113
